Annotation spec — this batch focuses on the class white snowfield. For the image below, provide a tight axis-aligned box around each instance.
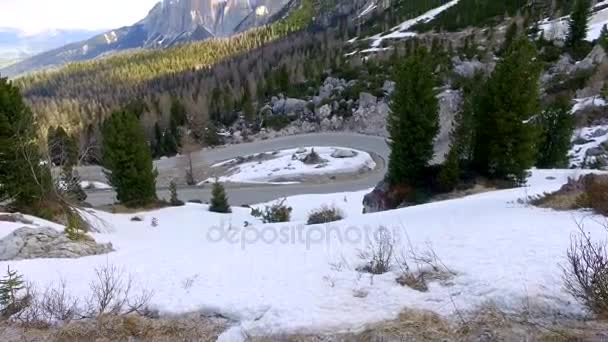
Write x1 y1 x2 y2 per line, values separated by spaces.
203 147 376 184
0 169 606 339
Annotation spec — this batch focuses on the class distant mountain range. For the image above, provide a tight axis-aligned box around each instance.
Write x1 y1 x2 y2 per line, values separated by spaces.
0 28 102 70
0 0 291 77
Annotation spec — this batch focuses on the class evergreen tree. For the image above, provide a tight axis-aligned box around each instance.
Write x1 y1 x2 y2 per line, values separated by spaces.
47 126 78 167
387 47 439 186
102 110 158 207
203 122 222 147
0 266 24 317
566 0 591 58
209 181 231 213
437 148 461 192
0 77 51 207
501 21 519 54
473 37 541 183
242 87 256 123
599 24 608 51
169 180 184 206
536 97 574 168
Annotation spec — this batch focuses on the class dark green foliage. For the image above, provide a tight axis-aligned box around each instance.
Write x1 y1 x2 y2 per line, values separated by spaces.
307 205 343 225
536 97 574 168
0 266 25 317
47 126 78 167
169 181 184 207
0 77 52 208
412 0 528 32
60 166 87 203
241 87 256 123
567 0 592 60
599 24 608 51
501 21 519 54
251 198 292 223
102 110 157 207
209 182 231 213
264 115 292 131
64 208 88 240
387 47 439 186
472 37 541 183
437 148 461 192
203 122 222 147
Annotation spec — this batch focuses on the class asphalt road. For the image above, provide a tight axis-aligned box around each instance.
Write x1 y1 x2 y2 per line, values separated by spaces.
84 133 390 207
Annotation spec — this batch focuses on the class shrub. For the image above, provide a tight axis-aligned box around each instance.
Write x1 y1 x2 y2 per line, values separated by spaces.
357 227 394 274
169 181 184 207
581 175 608 216
251 198 292 223
307 205 344 225
563 220 608 316
0 266 27 318
209 182 231 213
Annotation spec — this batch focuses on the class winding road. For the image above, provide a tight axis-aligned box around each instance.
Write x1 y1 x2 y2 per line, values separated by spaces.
83 133 390 207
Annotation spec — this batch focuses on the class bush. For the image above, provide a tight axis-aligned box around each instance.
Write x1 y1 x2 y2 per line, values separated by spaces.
581 175 608 216
0 266 27 318
357 227 394 275
563 220 608 316
251 198 292 223
169 181 184 207
209 182 231 213
307 205 344 225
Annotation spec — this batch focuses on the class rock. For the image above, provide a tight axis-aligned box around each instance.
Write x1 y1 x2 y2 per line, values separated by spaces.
0 213 33 225
130 215 145 222
581 45 607 67
320 118 332 131
362 180 394 214
296 147 307 154
283 98 308 115
359 92 377 109
382 80 395 95
586 147 605 157
272 98 286 114
452 57 485 77
591 128 608 138
232 131 243 144
259 104 273 116
0 227 113 261
318 104 332 120
331 149 357 158
433 89 463 164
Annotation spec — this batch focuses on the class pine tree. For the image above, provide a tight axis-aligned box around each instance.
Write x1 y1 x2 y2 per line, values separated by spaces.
102 110 158 207
501 21 519 54
169 181 184 206
209 181 231 213
0 77 51 207
60 166 87 203
47 126 78 167
387 47 439 186
566 0 591 58
536 97 574 168
0 266 24 317
599 24 608 51
473 37 541 183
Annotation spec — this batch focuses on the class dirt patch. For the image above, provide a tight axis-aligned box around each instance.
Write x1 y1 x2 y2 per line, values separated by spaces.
530 174 608 212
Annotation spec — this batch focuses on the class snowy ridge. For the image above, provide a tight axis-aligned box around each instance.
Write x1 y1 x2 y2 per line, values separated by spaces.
540 1 608 41
369 0 460 48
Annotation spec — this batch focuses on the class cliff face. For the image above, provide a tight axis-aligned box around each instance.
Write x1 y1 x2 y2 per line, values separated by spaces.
1 0 290 77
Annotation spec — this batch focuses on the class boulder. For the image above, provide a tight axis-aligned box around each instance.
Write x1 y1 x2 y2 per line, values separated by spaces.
362 180 394 214
586 147 605 157
0 213 33 225
331 149 357 158
318 104 332 120
359 92 377 109
580 45 607 68
283 98 308 115
382 80 396 95
0 227 113 261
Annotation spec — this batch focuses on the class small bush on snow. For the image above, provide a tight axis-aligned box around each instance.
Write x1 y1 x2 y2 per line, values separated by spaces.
251 198 292 223
307 205 344 225
563 219 608 316
357 228 394 275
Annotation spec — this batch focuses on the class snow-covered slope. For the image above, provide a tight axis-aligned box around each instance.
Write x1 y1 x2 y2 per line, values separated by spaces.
540 0 608 41
1 169 606 338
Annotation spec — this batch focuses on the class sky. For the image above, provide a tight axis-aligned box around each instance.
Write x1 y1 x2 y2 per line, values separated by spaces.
0 0 161 35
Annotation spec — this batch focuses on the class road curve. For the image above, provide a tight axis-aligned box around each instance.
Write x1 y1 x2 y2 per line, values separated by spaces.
85 133 389 207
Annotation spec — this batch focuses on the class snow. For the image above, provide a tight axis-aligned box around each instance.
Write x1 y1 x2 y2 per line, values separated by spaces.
539 3 608 41
369 0 460 48
571 96 607 114
80 181 111 190
202 147 377 184
570 124 608 167
1 169 606 338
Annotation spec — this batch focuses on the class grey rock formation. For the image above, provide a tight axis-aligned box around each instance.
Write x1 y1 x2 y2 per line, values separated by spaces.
359 92 378 109
0 227 113 261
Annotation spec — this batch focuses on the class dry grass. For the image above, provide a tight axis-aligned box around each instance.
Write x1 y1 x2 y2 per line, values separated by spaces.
248 303 608 342
0 313 227 342
531 174 608 214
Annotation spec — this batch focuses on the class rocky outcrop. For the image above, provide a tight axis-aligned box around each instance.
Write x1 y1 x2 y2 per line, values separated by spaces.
331 149 357 158
0 227 113 261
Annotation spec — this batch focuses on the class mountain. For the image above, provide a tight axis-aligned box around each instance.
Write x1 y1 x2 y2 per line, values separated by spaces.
0 28 101 70
0 0 291 77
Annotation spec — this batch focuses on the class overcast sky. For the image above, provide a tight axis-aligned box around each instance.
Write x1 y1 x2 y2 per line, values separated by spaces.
0 0 160 34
